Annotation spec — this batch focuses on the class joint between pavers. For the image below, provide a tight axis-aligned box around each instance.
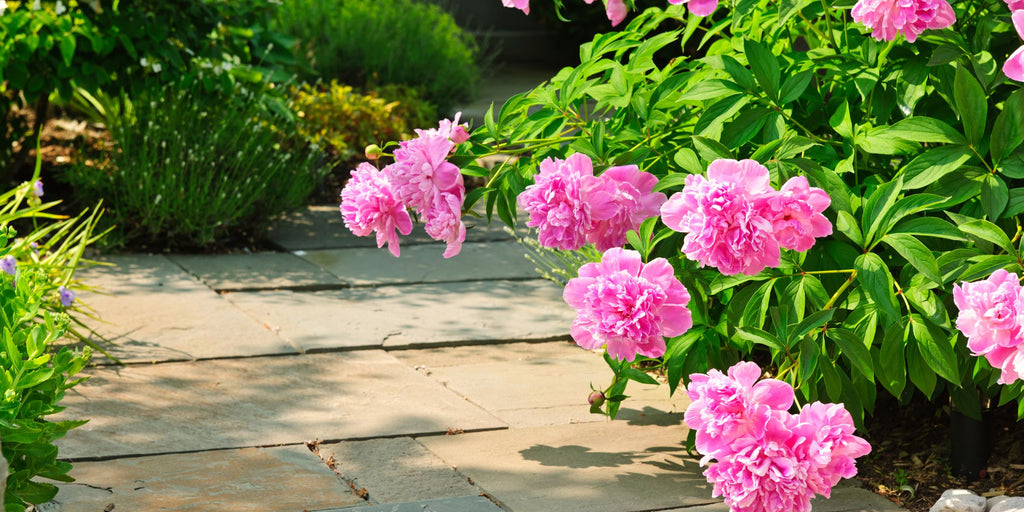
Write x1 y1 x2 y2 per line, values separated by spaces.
212 283 353 293
382 335 572 352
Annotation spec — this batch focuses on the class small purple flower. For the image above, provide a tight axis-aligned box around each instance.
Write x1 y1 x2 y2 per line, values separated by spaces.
1 255 16 276
59 285 76 307
32 179 44 198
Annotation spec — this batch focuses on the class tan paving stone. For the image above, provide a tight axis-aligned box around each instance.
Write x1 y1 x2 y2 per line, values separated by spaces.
266 205 512 251
659 484 905 512
394 341 689 428
75 254 296 363
223 280 574 352
50 446 362 512
419 421 717 512
298 242 538 286
321 437 480 505
55 350 505 459
168 252 345 291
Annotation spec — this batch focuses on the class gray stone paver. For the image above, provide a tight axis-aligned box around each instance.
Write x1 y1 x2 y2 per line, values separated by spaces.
168 252 345 291
51 446 362 512
393 341 689 428
266 206 513 252
659 485 904 512
223 280 574 352
55 350 506 459
75 254 297 363
320 437 481 505
319 495 503 512
419 420 717 512
298 241 538 286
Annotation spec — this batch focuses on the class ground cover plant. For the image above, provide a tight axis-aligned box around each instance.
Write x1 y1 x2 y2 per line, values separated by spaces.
339 0 1024 509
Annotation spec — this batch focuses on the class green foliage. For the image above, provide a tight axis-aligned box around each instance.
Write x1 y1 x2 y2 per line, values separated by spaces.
65 77 329 250
291 81 436 161
451 3 1024 423
275 0 483 112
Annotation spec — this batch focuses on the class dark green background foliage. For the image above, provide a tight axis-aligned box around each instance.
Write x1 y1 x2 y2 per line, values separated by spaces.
274 0 483 112
457 4 1024 424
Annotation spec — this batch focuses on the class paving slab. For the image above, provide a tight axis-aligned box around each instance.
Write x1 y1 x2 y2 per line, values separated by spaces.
394 341 689 428
48 445 361 512
168 252 345 291
267 205 513 251
320 437 480 505
74 254 296 363
320 495 503 512
55 350 506 459
224 280 575 352
298 241 538 286
419 421 717 512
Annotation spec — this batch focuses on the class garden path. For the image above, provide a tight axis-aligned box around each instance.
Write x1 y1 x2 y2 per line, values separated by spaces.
42 206 907 512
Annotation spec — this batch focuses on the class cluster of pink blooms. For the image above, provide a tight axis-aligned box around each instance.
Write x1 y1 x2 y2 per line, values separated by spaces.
517 153 666 252
953 269 1024 384
851 0 955 42
685 362 872 512
562 248 692 361
501 0 718 27
339 115 470 258
660 159 831 276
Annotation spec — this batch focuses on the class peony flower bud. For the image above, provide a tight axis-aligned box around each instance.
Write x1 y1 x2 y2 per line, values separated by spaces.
588 391 606 407
364 144 383 161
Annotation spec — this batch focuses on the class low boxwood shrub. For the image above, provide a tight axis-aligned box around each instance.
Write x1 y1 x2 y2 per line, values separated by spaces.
66 77 330 250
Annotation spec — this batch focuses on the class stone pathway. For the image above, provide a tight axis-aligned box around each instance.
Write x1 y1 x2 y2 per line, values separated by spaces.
46 205 907 512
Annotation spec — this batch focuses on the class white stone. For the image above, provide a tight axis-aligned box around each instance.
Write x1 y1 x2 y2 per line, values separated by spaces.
930 489 986 512
989 495 1024 512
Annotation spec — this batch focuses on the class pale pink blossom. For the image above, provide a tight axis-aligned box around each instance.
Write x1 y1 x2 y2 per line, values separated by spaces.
758 176 832 252
684 361 794 460
660 159 780 276
787 402 872 497
501 0 529 14
424 189 467 258
388 130 460 214
340 163 413 257
586 165 667 251
954 269 1024 384
562 248 692 361
517 153 615 250
851 0 956 42
1004 11 1024 82
668 0 720 17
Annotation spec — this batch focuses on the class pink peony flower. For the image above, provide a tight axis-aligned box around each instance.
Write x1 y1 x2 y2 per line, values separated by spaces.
953 269 1024 384
787 402 872 497
562 248 692 361
704 414 816 512
424 189 467 258
758 176 832 252
851 0 956 42
501 0 529 14
388 130 461 214
660 159 781 276
438 112 471 145
1007 0 1024 11
517 153 616 250
1004 11 1024 82
340 163 414 257
586 165 667 252
684 361 794 460
668 0 720 17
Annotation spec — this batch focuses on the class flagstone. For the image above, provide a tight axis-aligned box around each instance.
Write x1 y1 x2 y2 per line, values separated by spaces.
49 446 362 512
55 350 505 459
393 341 689 428
658 484 904 512
322 495 503 512
319 437 480 505
298 242 538 286
168 252 345 291
418 421 717 512
223 280 574 352
266 205 513 251
74 254 296 363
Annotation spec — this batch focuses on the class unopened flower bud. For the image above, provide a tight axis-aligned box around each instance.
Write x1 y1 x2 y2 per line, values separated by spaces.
451 126 470 144
588 391 605 407
365 144 383 161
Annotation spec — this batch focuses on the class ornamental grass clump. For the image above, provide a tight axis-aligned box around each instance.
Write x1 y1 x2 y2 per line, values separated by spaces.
67 78 328 249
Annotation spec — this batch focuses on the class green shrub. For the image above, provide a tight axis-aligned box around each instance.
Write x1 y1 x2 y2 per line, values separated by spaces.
292 81 436 161
66 79 329 250
275 0 483 112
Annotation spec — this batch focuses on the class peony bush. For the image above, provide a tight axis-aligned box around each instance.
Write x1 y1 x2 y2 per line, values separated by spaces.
342 0 1024 507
